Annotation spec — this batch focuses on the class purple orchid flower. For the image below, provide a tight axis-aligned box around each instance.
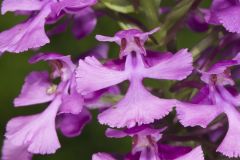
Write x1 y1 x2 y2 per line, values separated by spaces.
177 55 240 157
204 0 240 33
0 0 97 54
92 125 204 160
75 28 193 128
2 53 91 159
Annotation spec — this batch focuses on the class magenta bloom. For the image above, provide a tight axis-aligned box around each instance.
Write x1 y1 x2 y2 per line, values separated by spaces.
0 0 97 54
2 53 91 158
204 0 240 33
177 56 240 157
92 126 204 160
76 28 193 128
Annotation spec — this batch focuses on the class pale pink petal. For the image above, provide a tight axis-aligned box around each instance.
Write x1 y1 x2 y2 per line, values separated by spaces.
2 139 32 160
144 49 193 80
217 105 240 157
0 5 50 53
175 146 204 160
98 79 176 128
1 0 44 14
76 56 128 94
176 102 222 128
14 71 55 107
6 97 62 154
92 153 116 160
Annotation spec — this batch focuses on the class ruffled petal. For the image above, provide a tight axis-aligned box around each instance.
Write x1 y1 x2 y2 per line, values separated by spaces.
6 97 62 154
14 71 54 107
92 153 116 160
2 139 32 160
217 105 240 157
98 79 176 128
57 108 91 137
72 7 97 39
175 146 204 160
176 102 222 128
0 5 51 53
217 6 240 33
1 0 44 14
204 0 235 24
76 56 128 94
144 49 193 80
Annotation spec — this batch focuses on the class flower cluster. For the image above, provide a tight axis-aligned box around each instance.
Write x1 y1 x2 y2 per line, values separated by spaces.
1 0 240 160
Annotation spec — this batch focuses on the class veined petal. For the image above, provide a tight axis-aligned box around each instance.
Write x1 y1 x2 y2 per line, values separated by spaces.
1 0 44 14
98 78 176 128
2 139 32 160
57 108 91 137
14 71 54 107
92 153 116 160
176 102 222 128
0 4 50 53
217 105 240 157
76 56 128 94
144 49 193 80
6 96 62 154
217 6 240 33
175 146 204 160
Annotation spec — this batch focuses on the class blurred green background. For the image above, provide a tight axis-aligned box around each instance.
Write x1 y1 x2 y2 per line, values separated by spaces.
0 0 217 160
